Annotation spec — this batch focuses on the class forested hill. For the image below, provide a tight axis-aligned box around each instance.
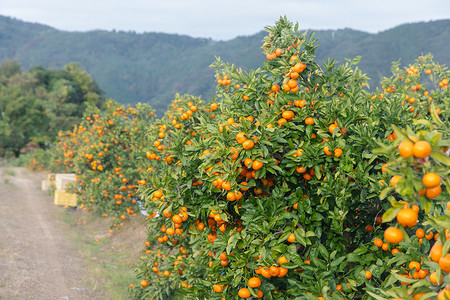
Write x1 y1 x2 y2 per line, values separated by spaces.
1 15 449 115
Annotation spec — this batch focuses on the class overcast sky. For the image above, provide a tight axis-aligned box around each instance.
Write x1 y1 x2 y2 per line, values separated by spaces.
2 0 450 40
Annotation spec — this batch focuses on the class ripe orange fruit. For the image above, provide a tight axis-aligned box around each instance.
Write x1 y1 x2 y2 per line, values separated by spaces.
429 271 443 285
238 287 251 298
305 117 314 125
384 227 404 244
287 79 297 88
422 172 441 188
277 267 288 277
430 243 443 262
166 227 175 235
418 269 429 279
292 62 306 73
396 208 418 228
236 132 246 144
323 145 332 156
409 261 421 271
172 214 182 224
244 158 253 168
398 140 414 158
260 267 271 278
413 141 432 158
227 192 236 201
415 228 425 239
390 175 401 187
425 231 434 240
248 277 262 288
365 270 372 279
374 238 383 248
439 254 450 273
213 284 224 293
391 248 401 255
255 289 264 298
252 160 263 170
328 123 337 134
334 148 343 157
287 233 296 243
438 289 450 300
140 280 148 287
269 265 280 276
154 190 163 198
230 147 239 160
282 110 295 121
426 185 442 199
295 99 308 107
242 139 255 150
278 256 288 265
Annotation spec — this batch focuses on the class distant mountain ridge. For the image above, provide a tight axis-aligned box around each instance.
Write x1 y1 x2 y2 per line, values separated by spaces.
1 15 449 115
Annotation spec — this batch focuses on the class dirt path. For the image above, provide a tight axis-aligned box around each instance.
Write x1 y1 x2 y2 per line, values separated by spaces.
0 167 104 300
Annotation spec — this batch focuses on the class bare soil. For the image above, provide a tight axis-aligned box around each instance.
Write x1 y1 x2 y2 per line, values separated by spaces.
0 167 147 300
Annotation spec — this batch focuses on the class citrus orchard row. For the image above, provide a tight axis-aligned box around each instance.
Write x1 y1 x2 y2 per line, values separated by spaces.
53 100 155 226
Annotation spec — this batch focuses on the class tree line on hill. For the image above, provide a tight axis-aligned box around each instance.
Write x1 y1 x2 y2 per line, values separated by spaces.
0 15 449 117
0 60 104 157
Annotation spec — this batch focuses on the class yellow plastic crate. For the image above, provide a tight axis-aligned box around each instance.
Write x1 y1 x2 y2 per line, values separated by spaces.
55 173 76 191
47 173 55 183
54 190 77 207
41 180 50 191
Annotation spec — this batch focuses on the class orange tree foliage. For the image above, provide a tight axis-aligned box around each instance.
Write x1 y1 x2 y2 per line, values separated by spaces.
132 17 449 299
55 99 155 224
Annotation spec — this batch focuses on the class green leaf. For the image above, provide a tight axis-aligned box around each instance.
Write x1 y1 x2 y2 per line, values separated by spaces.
412 118 432 129
351 56 361 65
390 270 416 283
419 197 433 214
430 150 450 166
379 187 394 200
347 253 360 263
330 256 346 268
366 292 388 300
442 236 450 257
391 124 409 141
430 102 444 127
318 243 329 260
382 207 401 223
432 215 450 229
280 262 298 269
305 231 316 237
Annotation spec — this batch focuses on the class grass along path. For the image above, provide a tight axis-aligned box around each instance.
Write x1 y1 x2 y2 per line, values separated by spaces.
59 208 148 299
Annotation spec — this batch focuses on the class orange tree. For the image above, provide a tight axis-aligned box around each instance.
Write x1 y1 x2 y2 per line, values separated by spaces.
367 123 449 299
132 17 448 299
362 54 450 299
133 93 213 297
65 99 154 225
